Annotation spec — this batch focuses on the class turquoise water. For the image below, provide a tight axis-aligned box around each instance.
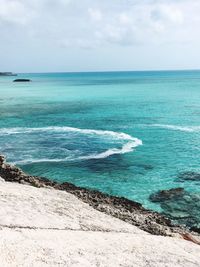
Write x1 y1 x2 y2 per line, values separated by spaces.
0 71 200 227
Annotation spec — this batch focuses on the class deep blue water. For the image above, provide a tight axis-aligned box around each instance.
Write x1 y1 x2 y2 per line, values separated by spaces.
0 71 200 228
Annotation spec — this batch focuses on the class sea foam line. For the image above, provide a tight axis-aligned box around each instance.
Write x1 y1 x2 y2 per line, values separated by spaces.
0 126 142 164
149 124 200 132
79 139 142 160
0 126 135 140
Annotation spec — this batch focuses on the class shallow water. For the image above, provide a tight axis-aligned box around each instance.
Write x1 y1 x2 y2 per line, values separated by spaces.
0 71 200 227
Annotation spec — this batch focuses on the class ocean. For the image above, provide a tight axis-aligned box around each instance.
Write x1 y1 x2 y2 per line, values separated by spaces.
0 71 200 229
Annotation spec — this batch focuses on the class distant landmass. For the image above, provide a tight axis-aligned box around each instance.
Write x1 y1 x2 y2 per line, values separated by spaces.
0 72 17 76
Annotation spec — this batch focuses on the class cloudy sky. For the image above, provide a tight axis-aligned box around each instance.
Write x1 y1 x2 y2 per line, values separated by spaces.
0 0 200 72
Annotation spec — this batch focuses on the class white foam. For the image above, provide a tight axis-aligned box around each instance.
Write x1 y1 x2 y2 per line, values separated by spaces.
149 124 200 132
0 126 135 140
79 139 142 160
1 126 142 164
12 157 73 165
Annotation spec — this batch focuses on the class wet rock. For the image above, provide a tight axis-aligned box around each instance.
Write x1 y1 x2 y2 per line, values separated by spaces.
0 155 5 166
0 155 55 187
178 171 200 182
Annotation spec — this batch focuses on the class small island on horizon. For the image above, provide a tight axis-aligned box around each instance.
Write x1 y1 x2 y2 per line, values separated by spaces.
0 72 17 76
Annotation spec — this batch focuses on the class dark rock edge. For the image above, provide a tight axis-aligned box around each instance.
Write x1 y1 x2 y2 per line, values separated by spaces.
0 155 199 244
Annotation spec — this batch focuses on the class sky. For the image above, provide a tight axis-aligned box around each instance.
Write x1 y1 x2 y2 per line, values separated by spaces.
0 0 200 72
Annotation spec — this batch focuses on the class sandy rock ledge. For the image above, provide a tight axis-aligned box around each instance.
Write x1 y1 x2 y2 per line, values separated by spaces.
0 179 200 267
0 155 200 266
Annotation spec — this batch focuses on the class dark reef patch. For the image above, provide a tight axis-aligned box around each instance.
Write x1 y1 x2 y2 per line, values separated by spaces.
178 171 200 182
136 163 154 170
79 155 130 173
149 188 185 202
63 154 153 174
149 188 200 230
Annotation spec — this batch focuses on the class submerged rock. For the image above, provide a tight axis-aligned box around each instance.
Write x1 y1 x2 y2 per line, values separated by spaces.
13 79 31 82
149 188 200 230
178 171 200 182
149 188 184 203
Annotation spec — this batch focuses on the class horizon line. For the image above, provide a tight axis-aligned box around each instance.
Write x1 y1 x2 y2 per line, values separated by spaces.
14 68 200 75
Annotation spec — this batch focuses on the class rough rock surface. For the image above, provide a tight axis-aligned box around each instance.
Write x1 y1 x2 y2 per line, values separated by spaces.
0 155 199 238
0 179 200 267
0 179 140 233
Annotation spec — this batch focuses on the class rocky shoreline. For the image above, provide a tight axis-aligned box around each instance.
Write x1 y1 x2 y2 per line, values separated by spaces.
0 155 199 243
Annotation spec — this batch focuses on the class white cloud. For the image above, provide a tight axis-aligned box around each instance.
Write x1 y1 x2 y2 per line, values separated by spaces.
0 0 200 48
88 8 102 21
119 13 132 25
151 5 184 24
83 0 200 46
0 0 33 24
